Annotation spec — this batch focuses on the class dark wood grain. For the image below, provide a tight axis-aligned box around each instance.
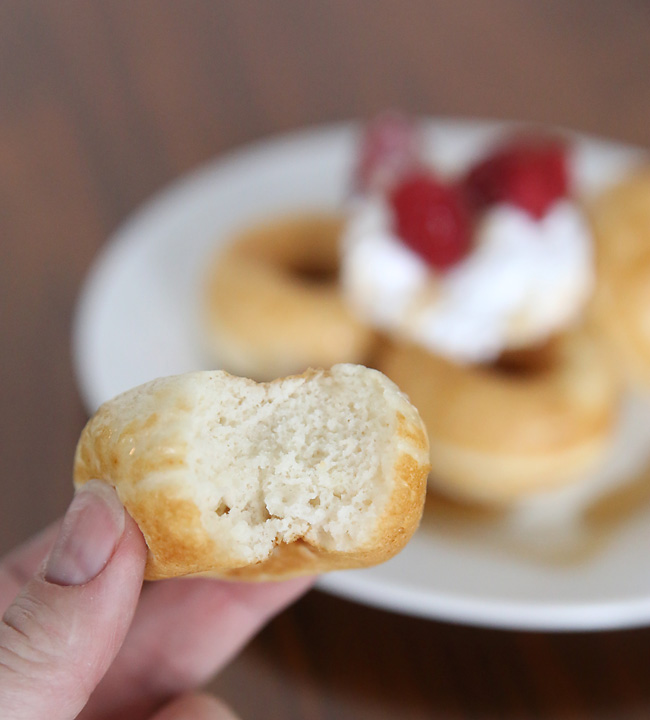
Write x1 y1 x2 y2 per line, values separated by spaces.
2 1 650 718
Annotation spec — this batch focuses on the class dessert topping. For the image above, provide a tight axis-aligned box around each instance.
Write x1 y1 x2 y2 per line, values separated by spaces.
389 172 472 270
462 137 568 219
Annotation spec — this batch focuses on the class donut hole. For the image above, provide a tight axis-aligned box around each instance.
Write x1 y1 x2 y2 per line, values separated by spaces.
491 340 558 378
243 212 342 286
285 258 339 286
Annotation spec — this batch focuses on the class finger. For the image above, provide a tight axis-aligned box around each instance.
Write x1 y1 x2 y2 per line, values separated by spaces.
152 693 240 720
0 480 147 720
81 574 312 718
0 522 61 612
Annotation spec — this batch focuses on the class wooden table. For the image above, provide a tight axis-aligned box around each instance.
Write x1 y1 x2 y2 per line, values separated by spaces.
2 2 650 717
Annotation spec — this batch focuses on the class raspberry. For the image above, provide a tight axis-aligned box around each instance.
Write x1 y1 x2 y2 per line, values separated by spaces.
390 172 472 270
354 111 421 194
462 136 569 219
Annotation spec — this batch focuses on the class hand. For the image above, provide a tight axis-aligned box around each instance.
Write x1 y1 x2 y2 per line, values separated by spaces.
0 480 312 719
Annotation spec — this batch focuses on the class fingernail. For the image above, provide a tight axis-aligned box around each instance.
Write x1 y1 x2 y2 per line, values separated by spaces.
45 480 125 586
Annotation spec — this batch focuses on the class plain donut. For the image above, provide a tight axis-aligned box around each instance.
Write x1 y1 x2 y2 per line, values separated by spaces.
73 364 430 580
588 170 650 388
374 332 619 504
203 214 376 380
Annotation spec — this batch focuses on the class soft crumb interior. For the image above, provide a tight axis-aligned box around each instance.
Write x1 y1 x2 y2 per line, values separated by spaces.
189 370 395 563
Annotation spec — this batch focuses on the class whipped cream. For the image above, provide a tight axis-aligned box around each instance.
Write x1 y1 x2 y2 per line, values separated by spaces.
341 196 594 364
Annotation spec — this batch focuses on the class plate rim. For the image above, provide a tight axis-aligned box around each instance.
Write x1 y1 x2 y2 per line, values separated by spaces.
316 572 650 631
73 117 650 631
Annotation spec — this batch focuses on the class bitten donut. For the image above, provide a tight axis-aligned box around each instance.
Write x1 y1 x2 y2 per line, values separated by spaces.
73 364 430 580
374 332 619 504
203 214 376 381
588 170 650 387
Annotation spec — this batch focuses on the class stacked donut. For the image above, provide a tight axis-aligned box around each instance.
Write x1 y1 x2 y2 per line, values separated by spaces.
203 114 650 505
588 170 650 389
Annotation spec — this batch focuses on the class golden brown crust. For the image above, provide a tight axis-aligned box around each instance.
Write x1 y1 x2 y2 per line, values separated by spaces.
73 367 430 580
373 332 618 503
202 213 376 380
126 493 222 580
73 376 227 580
587 169 650 387
366 451 429 554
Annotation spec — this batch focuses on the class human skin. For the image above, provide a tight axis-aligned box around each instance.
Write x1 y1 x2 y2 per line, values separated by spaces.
0 481 312 720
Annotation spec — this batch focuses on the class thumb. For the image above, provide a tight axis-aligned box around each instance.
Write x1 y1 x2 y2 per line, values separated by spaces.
0 480 147 719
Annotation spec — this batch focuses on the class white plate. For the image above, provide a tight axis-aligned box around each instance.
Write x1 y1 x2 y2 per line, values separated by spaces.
73 119 650 630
